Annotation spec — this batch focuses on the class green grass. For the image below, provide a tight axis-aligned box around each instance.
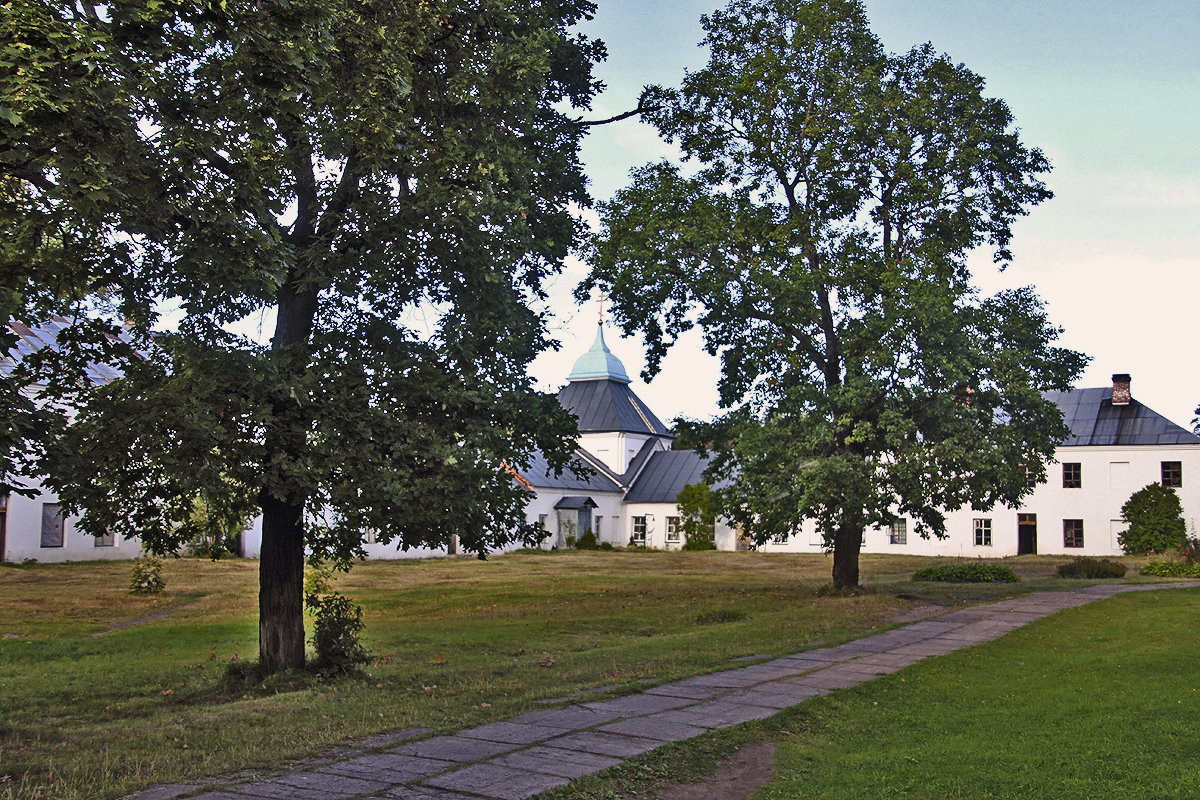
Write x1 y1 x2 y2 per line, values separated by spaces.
0 551 1178 799
547 586 1200 800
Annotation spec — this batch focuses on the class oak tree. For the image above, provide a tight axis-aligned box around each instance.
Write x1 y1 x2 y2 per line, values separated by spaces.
585 0 1086 587
3 0 602 669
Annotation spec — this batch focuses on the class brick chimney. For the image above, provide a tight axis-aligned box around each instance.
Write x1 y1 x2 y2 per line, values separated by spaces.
1111 373 1132 406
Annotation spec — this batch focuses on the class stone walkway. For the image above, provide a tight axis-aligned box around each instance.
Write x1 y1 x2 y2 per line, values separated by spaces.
130 582 1198 800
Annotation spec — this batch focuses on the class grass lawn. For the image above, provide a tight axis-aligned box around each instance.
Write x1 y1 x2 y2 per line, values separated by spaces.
547 585 1200 800
0 550 1169 799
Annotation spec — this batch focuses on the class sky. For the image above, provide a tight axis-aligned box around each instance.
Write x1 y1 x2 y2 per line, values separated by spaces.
527 0 1200 431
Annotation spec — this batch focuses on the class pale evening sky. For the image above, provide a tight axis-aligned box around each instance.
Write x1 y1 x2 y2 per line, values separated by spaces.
527 0 1200 431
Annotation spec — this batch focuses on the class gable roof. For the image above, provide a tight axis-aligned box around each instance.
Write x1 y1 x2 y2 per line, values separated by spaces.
624 449 716 503
557 379 672 438
516 449 623 493
3 317 134 385
1047 387 1200 447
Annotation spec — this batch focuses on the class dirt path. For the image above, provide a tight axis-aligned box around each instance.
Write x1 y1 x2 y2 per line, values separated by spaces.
657 741 778 800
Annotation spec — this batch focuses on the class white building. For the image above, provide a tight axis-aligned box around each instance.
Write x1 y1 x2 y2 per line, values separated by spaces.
759 373 1200 557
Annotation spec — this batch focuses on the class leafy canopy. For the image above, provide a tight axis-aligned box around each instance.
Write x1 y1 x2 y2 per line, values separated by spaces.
583 0 1085 584
4 0 603 564
1119 482 1186 555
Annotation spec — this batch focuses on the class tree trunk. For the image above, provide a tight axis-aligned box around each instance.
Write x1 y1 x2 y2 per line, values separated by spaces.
259 492 306 670
831 521 864 589
257 282 320 670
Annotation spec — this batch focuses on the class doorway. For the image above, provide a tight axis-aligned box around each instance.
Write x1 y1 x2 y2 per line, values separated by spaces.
1017 513 1037 555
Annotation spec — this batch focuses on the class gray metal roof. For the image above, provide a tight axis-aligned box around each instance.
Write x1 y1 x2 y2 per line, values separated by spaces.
518 449 623 493
557 379 672 437
553 495 597 510
1047 387 1200 447
3 317 135 385
624 449 715 503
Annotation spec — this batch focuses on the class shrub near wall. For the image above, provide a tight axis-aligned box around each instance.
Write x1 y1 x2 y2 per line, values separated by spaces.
1057 557 1127 579
912 563 1020 583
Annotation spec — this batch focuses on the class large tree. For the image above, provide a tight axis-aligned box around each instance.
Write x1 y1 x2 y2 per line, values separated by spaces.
584 0 1087 587
3 0 602 669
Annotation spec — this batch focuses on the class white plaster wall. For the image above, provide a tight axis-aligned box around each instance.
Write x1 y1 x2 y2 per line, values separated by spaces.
577 432 660 474
622 502 737 551
754 444 1200 558
1 481 143 563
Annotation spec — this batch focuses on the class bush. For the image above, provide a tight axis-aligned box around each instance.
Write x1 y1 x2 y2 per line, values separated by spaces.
598 541 614 551
912 563 1020 583
1140 559 1200 578
1118 483 1186 555
1056 557 1127 579
305 562 370 672
564 534 577 549
576 528 598 549
129 555 165 594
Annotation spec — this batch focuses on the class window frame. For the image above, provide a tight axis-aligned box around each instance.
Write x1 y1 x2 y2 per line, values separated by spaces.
973 518 992 547
1062 462 1081 489
40 503 65 549
1063 518 1084 548
631 515 647 544
888 519 907 545
1161 461 1182 488
665 516 680 543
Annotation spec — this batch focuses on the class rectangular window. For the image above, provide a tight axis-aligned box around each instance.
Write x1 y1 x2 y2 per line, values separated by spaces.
1062 462 1081 488
772 531 790 545
889 519 907 545
631 516 646 544
41 503 65 548
1162 461 1182 488
537 513 548 530
1063 519 1084 548
594 516 603 540
973 518 992 547
94 531 115 548
363 529 378 544
1025 465 1038 488
665 516 680 543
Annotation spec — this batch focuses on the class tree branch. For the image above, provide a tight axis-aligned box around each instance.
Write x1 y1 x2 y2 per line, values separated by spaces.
576 92 660 128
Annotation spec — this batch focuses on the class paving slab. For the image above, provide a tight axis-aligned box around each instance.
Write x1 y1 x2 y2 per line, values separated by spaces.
458 721 566 745
669 699 783 727
506 706 624 731
581 692 695 715
544 730 663 758
180 794 253 800
599 715 710 742
354 728 432 750
422 763 571 800
391 735 518 763
642 681 729 700
226 778 348 800
785 668 870 690
376 785 482 800
319 752 449 782
490 745 621 778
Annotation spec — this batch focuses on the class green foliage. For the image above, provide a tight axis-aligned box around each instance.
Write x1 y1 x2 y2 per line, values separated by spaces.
1056 557 1127 579
576 528 598 550
1118 483 1186 555
129 554 165 595
583 0 1085 588
1140 559 1200 578
677 482 718 550
564 534 578 549
7 0 604 668
912 563 1020 583
304 561 369 671
598 541 615 551
694 607 747 624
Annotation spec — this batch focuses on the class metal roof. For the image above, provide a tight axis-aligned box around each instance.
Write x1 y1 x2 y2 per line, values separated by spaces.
3 317 135 385
517 449 624 493
554 495 598 510
557 379 672 437
1046 387 1200 447
566 324 631 383
624 449 716 503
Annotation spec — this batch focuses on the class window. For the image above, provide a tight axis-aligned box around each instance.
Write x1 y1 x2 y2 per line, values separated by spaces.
1062 462 1081 488
537 514 548 530
363 528 378 544
665 516 680 543
631 516 647 544
1025 465 1038 488
594 516 603 540
94 531 115 548
1162 461 1182 488
771 531 790 545
1063 519 1084 548
40 503 65 548
973 518 992 547
889 519 907 545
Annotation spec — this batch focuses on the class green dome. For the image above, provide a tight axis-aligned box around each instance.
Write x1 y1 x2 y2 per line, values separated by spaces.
568 325 631 383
